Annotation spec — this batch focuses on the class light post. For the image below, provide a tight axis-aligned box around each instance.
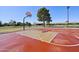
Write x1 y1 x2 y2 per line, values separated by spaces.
66 6 70 27
23 11 32 30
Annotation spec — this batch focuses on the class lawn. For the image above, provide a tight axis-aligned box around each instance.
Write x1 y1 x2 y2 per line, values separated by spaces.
0 25 78 34
0 26 23 33
0 26 44 33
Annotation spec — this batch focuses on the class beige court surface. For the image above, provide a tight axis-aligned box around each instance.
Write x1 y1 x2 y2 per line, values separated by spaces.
16 29 58 43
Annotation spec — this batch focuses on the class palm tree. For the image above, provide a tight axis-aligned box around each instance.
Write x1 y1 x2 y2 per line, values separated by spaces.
23 11 32 30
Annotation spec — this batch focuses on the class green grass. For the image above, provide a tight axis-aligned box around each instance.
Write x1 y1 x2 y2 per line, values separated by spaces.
0 26 23 33
0 25 79 33
0 26 44 33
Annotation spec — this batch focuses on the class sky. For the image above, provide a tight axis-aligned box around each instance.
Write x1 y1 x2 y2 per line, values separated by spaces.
0 6 79 24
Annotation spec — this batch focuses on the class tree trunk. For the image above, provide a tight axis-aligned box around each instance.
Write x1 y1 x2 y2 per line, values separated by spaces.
47 21 50 27
43 21 45 27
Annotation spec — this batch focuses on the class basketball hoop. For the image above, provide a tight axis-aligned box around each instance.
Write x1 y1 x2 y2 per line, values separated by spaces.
25 11 32 17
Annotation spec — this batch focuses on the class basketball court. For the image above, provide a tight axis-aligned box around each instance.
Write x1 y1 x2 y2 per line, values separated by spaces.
0 28 79 52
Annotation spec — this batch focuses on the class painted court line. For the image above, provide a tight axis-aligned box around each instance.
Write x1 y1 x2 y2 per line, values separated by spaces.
16 30 58 43
50 43 79 47
74 35 79 39
15 29 79 47
48 32 58 43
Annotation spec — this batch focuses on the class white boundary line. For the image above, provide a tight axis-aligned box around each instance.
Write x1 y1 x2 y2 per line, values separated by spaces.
50 43 79 47
52 28 79 29
16 30 58 43
48 32 58 43
49 32 79 47
16 29 79 47
17 32 79 47
74 35 79 39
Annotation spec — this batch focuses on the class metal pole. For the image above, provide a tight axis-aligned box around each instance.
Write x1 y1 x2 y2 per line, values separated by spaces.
23 16 26 30
67 6 70 27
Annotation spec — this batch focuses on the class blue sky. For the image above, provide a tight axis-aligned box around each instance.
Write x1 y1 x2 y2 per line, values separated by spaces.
0 6 79 24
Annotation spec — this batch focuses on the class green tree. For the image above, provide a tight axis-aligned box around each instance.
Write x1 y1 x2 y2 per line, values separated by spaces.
12 21 16 26
46 19 52 26
0 21 2 26
16 22 23 26
9 20 16 26
26 22 32 27
3 23 9 26
37 7 51 27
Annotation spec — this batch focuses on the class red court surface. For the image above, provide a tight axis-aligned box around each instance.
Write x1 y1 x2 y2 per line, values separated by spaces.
0 28 79 52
